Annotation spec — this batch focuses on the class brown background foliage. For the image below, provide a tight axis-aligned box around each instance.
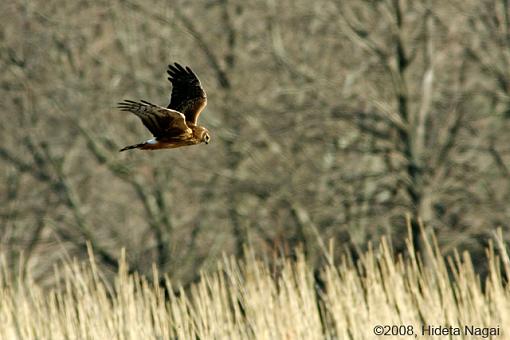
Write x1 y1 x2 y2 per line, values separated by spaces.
1 0 510 284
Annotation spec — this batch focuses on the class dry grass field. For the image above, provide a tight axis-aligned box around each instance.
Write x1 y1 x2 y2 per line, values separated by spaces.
1 230 508 340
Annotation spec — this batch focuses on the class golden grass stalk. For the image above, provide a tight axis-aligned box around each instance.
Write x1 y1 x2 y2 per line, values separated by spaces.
0 231 508 339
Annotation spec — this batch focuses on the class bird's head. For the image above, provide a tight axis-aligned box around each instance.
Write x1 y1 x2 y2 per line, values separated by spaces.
201 129 211 144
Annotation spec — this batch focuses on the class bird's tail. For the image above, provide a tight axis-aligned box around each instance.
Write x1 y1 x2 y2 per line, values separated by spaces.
119 142 146 152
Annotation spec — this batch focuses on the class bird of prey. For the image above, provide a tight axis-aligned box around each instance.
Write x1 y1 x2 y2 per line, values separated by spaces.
118 63 210 151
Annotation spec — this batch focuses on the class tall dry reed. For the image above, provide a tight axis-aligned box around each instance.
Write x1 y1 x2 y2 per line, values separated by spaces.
0 231 508 339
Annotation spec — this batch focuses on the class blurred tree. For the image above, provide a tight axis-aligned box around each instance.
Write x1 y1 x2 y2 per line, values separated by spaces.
1 0 509 283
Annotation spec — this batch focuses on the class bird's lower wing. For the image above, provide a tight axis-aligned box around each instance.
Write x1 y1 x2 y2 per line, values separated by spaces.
118 100 191 137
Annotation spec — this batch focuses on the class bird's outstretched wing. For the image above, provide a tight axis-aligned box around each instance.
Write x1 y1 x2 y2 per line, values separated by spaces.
167 63 207 125
118 100 191 137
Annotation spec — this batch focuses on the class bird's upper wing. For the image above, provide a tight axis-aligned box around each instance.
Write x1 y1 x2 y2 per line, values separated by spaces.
118 100 191 137
167 63 207 125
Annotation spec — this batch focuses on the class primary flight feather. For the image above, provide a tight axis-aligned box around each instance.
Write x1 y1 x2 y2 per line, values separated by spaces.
118 63 210 151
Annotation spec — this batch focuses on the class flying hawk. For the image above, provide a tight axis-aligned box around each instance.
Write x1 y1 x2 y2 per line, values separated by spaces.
118 63 210 151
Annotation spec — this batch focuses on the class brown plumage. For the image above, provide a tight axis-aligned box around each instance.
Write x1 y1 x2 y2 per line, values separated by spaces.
118 63 210 151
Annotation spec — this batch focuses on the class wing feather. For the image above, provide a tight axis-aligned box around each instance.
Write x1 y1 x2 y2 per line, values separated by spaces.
167 63 207 125
118 100 191 137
